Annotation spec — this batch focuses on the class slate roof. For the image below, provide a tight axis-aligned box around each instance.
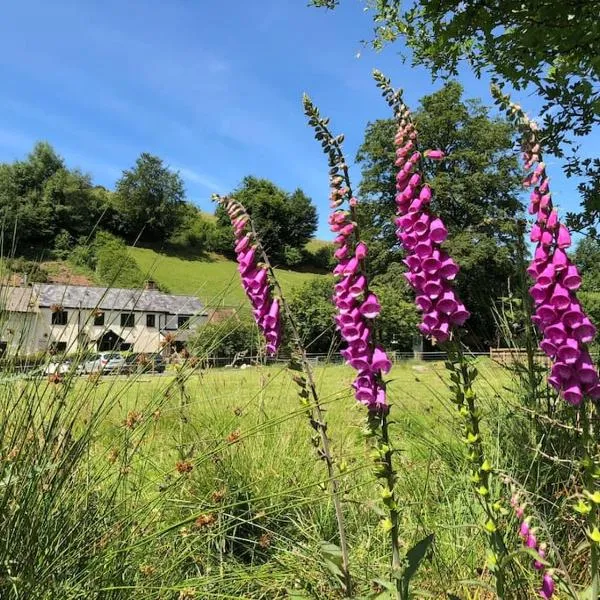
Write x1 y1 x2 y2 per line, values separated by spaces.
2 285 205 315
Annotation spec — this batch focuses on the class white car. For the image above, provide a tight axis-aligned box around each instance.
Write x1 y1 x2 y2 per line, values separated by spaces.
83 352 126 374
43 360 83 376
44 360 71 375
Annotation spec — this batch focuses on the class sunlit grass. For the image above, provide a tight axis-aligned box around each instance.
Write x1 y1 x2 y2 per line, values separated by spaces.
129 246 322 307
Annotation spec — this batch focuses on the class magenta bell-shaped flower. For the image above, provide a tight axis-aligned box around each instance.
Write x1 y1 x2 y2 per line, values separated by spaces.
360 293 382 319
262 298 280 330
556 338 580 365
552 248 568 271
563 303 583 328
562 265 582 290
415 295 433 312
539 573 555 599
348 275 367 297
574 318 596 343
549 283 570 311
545 322 567 346
355 242 368 260
551 361 572 380
429 218 448 243
439 257 459 280
423 278 443 299
537 304 556 324
557 224 571 248
529 284 548 304
450 304 470 326
372 346 392 373
537 264 555 288
539 339 557 357
577 354 597 384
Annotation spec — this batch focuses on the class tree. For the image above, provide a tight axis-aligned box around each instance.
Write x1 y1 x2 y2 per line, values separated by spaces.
311 0 600 230
371 264 419 351
168 203 218 254
573 237 600 293
355 83 523 345
0 142 102 247
115 153 185 241
216 176 317 266
289 277 338 354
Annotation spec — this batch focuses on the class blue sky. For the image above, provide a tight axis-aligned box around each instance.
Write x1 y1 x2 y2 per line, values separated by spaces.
0 0 593 239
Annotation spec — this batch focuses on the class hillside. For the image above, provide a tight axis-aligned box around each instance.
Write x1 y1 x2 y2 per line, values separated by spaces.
128 247 323 307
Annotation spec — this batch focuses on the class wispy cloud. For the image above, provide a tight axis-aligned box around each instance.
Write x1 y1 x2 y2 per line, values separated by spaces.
174 166 224 193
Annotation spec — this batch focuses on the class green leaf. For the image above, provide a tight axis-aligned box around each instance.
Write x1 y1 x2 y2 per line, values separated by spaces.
400 533 434 593
499 546 549 569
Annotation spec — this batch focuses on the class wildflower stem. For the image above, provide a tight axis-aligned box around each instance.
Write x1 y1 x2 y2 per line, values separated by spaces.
447 342 507 597
581 406 600 597
379 411 402 596
232 200 353 596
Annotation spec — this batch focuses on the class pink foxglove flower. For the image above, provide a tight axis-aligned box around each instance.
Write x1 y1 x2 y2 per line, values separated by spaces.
392 100 469 343
328 191 390 409
216 196 281 355
510 493 555 598
519 121 600 404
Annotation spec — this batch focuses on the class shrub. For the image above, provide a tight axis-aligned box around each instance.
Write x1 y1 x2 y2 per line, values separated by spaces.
283 245 303 267
190 317 262 360
53 229 74 260
93 231 146 288
7 257 49 283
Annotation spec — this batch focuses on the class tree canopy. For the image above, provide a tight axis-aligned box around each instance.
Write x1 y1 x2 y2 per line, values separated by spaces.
115 153 186 241
310 0 600 230
0 142 105 247
216 176 318 266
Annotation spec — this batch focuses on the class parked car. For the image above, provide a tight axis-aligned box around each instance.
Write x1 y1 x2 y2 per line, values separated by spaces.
43 359 83 376
124 353 166 374
83 352 126 374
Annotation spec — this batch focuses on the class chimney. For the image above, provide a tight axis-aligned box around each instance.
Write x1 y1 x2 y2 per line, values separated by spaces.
144 279 157 291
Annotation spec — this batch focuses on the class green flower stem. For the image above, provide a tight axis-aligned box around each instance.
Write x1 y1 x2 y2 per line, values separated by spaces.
365 407 402 599
580 407 600 598
445 342 507 597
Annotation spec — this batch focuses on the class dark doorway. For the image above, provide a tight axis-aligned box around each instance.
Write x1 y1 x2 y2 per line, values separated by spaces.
97 330 125 352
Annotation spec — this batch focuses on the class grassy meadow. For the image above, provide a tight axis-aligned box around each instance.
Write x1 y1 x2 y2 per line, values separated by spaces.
0 356 545 599
128 246 322 306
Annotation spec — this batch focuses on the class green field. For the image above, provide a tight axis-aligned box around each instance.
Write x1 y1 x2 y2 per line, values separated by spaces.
129 246 323 306
1 357 537 598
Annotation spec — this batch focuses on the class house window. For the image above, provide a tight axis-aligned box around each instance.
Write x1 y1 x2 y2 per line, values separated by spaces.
120 313 135 328
51 310 68 326
146 314 156 328
177 315 190 329
94 312 105 326
49 341 67 354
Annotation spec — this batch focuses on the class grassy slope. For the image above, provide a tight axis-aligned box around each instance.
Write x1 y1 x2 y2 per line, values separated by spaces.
129 246 322 306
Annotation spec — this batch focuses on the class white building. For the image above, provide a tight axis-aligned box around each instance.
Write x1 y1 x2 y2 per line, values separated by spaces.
0 283 207 356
